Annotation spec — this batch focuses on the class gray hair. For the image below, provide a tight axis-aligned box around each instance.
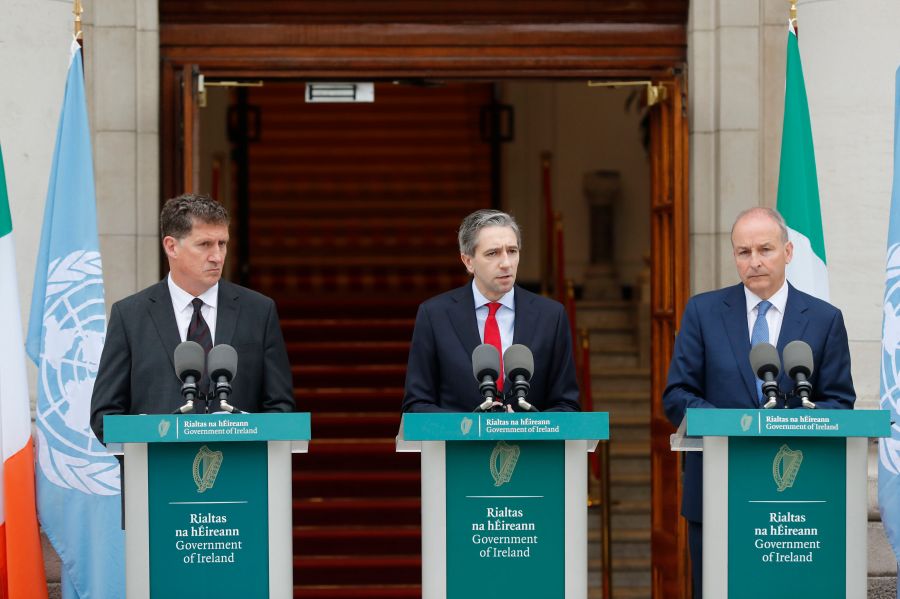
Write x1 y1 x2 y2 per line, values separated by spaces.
731 207 789 244
160 193 230 240
458 209 522 256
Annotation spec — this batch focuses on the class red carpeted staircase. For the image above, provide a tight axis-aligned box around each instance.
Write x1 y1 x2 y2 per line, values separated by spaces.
243 82 493 597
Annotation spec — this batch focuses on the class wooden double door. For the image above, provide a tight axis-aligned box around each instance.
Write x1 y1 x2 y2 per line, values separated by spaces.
159 7 691 596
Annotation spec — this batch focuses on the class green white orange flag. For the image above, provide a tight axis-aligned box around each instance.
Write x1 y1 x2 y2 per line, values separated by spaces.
776 21 829 301
0 143 49 597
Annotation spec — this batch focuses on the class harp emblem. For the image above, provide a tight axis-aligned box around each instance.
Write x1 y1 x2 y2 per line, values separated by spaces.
193 445 224 493
772 444 804 492
489 441 521 487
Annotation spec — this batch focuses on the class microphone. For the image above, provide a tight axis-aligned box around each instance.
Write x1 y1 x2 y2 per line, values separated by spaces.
749 342 781 409
208 344 239 413
173 341 205 414
472 344 502 412
503 344 537 412
783 340 816 409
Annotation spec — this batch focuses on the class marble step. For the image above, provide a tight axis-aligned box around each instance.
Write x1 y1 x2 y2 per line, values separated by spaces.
592 368 651 393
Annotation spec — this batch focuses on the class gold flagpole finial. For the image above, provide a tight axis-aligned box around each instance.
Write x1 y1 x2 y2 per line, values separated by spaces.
789 0 798 27
73 0 84 41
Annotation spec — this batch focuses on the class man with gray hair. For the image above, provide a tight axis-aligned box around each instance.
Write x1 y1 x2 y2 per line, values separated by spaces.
402 209 580 412
662 206 854 597
90 193 294 442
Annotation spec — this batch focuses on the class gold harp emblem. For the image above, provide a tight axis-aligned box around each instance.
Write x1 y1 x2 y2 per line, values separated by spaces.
772 444 804 492
193 445 224 493
489 441 521 487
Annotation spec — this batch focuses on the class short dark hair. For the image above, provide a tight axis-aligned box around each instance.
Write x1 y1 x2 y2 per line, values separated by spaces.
458 209 521 256
160 194 229 239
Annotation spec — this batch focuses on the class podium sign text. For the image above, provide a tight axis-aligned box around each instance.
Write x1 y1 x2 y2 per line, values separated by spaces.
685 408 889 599
727 437 846 599
148 441 270 598
446 440 564 598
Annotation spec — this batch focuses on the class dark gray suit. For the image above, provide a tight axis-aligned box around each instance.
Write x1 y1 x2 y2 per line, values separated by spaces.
90 279 294 441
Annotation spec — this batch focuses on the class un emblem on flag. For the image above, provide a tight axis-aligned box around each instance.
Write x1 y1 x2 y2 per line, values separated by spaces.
34 250 119 496
880 242 900 477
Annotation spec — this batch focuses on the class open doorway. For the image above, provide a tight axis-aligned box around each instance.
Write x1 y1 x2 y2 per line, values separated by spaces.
196 79 658 597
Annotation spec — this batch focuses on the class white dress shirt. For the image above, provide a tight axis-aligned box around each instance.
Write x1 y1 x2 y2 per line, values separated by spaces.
744 279 789 347
168 274 219 343
472 281 515 356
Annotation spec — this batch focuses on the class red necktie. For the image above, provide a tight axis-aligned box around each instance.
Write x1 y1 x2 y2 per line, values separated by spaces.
485 302 503 391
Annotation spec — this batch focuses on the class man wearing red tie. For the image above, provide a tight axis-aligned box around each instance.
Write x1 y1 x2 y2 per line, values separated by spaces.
402 209 580 413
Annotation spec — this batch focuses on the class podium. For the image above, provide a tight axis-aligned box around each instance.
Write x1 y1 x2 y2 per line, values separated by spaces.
673 408 890 599
397 412 608 599
104 412 311 599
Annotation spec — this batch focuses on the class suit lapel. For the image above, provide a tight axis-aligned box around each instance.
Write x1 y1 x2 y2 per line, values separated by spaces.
721 284 757 402
147 280 182 372
512 286 536 348
215 281 239 346
448 284 481 358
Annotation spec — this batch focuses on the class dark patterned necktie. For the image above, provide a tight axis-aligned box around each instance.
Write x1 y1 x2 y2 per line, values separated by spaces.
187 298 212 391
187 298 213 354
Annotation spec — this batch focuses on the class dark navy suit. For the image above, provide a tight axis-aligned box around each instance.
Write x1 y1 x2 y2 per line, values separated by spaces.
402 284 580 413
662 282 855 595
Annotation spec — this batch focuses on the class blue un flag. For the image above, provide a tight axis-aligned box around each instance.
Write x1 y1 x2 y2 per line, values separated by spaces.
880 66 900 598
25 42 124 599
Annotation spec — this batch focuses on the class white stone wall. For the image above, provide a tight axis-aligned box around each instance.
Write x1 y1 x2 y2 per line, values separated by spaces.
82 0 160 303
0 0 160 388
0 0 73 354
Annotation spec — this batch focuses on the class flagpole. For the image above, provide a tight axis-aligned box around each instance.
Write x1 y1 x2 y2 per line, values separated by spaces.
789 0 798 35
73 0 83 47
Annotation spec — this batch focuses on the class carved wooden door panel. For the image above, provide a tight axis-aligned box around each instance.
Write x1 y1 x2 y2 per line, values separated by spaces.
649 74 691 599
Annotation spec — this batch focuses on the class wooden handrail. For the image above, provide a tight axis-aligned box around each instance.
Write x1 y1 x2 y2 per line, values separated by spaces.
582 324 611 599
541 152 554 296
554 212 566 303
566 280 578 361
599 439 612 599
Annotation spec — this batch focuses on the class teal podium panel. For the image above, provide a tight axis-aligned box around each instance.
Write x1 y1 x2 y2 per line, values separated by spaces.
105 413 311 599
678 408 890 599
398 412 608 599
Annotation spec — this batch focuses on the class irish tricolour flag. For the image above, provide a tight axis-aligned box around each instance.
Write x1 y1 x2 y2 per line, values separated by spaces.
777 21 829 301
0 144 49 597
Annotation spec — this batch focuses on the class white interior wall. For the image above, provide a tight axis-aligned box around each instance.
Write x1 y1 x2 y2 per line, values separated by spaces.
502 82 651 291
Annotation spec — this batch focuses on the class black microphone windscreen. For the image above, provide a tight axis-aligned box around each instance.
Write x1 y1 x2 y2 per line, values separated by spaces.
503 344 534 381
208 344 238 381
472 344 501 381
783 340 814 378
749 342 780 379
174 341 205 381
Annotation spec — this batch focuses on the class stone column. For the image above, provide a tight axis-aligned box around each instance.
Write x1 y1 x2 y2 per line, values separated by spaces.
82 0 160 305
